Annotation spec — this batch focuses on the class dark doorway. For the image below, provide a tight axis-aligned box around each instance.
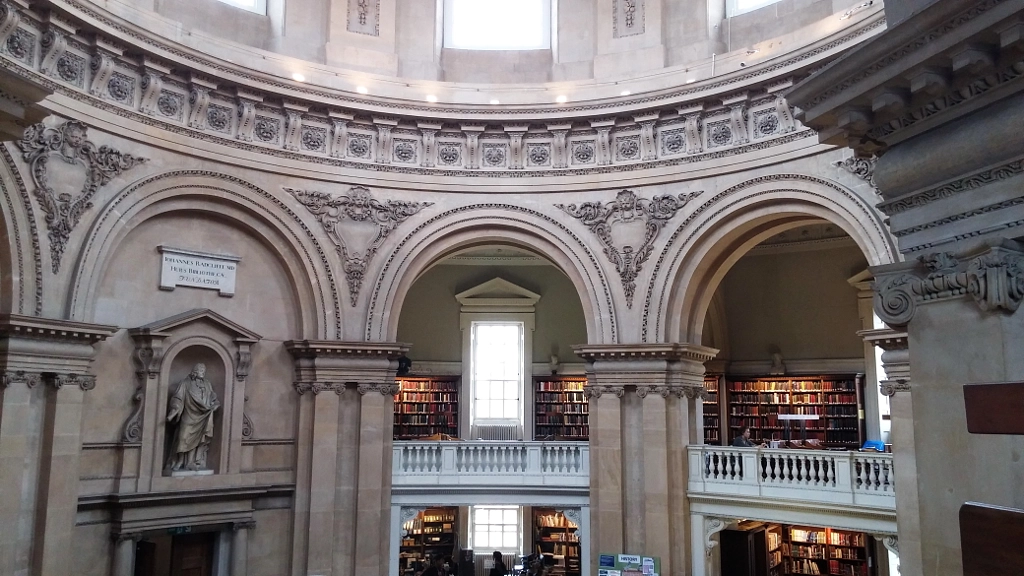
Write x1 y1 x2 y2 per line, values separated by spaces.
169 532 215 576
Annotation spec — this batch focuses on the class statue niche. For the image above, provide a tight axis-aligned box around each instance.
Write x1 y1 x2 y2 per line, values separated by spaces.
166 362 221 473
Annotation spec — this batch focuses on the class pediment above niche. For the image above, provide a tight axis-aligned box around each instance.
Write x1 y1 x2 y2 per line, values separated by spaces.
131 308 263 343
455 278 541 313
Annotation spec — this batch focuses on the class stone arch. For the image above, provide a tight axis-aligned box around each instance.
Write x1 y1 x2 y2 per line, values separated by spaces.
366 204 617 344
0 147 41 315
68 171 338 338
648 174 898 344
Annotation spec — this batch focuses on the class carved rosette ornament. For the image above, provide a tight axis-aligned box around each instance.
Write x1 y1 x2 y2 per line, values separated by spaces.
286 186 431 306
873 239 1024 326
16 121 147 272
557 189 700 307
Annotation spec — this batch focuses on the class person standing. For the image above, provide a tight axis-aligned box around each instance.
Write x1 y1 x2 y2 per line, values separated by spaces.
489 551 507 576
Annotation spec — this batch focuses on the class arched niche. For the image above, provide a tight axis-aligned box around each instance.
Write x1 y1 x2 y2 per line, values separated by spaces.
163 343 229 475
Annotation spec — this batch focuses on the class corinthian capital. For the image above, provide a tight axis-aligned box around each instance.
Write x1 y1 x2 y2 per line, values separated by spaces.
357 383 400 395
584 385 626 399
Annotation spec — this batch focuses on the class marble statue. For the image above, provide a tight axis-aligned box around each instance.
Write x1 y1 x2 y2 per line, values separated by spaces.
166 363 220 472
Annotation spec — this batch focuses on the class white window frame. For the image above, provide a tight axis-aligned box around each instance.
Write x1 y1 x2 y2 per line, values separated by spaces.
214 0 267 15
470 322 525 425
726 0 780 17
443 0 552 50
471 505 523 554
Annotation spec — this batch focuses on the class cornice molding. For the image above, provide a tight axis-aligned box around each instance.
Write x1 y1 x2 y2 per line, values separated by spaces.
284 340 410 359
574 343 718 363
0 313 117 342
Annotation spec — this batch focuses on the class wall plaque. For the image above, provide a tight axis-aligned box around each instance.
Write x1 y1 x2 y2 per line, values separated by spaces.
158 246 240 296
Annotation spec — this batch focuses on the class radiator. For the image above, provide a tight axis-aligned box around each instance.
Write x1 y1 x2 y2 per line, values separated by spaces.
471 423 522 441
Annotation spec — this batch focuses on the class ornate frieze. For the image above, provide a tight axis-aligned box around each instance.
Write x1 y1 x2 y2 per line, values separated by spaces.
285 186 431 305
46 372 95 390
834 155 877 190
557 189 700 307
357 382 400 395
294 381 346 395
873 239 1024 326
16 120 147 272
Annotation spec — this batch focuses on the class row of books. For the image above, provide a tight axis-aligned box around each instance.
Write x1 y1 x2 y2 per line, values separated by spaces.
728 380 856 392
535 404 588 414
396 402 457 413
396 393 458 403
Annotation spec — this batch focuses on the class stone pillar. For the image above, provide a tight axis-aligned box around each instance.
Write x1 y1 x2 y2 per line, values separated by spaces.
286 340 408 576
576 343 717 576
231 520 255 576
354 383 398 576
111 533 141 576
861 329 915 576
0 315 116 576
850 271 882 441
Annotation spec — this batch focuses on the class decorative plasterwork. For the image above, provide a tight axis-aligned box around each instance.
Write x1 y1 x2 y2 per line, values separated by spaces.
285 186 431 306
357 382 400 395
704 516 730 556
574 343 718 364
834 155 877 192
16 120 146 272
613 0 645 38
879 158 1024 217
873 533 899 557
293 381 345 395
583 385 625 399
873 239 1024 326
121 309 262 443
0 369 40 388
557 190 700 307
347 0 380 36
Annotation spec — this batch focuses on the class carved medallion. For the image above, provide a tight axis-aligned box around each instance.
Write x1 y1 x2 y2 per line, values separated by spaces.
16 121 147 272
557 189 700 307
286 185 431 305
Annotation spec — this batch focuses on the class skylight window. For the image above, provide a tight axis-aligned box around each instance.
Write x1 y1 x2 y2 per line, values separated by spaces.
444 0 551 50
727 0 781 17
214 0 266 15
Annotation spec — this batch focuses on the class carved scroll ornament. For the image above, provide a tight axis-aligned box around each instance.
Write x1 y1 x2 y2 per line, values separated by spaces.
17 121 147 272
874 241 1024 326
557 189 699 307
286 186 431 306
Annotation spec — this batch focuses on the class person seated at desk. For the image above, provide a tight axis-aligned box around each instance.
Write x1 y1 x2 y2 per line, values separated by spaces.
732 426 767 448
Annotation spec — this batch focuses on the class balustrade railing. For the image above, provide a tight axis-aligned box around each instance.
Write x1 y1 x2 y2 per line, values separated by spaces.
688 446 895 509
393 441 589 488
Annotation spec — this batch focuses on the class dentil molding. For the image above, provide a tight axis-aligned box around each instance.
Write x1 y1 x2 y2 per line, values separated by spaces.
873 239 1024 326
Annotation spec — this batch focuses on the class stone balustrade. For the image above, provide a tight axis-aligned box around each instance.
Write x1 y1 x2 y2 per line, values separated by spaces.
392 440 589 488
688 445 896 510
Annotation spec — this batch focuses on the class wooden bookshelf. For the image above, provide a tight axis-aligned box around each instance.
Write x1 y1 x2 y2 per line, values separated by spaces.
782 526 870 576
393 377 460 440
725 375 864 449
704 374 722 445
533 509 580 576
399 508 459 576
721 521 782 576
534 377 589 440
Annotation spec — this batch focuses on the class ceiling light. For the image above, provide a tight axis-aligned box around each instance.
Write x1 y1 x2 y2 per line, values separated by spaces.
840 0 873 20
426 94 438 103
746 49 759 55
490 99 500 105
292 73 306 82
555 95 568 103
356 85 369 94
620 90 631 96
686 79 696 84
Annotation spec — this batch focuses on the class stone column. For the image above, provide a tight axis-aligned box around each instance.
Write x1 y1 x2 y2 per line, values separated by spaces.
354 383 399 576
0 315 116 576
286 340 408 576
231 520 255 576
576 343 717 576
850 271 882 441
111 532 142 576
860 327 916 576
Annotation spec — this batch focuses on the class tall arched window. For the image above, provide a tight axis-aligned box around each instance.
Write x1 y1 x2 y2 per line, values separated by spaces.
443 0 552 50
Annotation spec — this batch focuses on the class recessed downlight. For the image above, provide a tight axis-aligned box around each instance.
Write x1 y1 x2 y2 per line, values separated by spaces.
292 73 306 82
356 85 369 94
620 90 631 96
555 95 568 103
686 78 697 84
426 94 438 103
490 99 500 105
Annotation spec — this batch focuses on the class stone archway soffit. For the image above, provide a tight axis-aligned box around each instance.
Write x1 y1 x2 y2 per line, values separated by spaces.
68 170 338 338
366 204 617 344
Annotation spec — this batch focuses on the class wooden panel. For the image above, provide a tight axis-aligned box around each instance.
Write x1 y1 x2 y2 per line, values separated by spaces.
963 382 1024 434
961 502 1024 576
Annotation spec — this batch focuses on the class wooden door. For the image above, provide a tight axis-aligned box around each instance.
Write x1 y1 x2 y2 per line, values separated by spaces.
170 533 214 576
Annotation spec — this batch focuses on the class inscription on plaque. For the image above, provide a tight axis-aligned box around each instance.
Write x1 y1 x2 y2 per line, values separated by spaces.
158 246 239 296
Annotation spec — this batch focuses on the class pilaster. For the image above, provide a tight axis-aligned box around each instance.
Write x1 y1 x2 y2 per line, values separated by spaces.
0 315 116 576
285 340 408 576
575 343 717 576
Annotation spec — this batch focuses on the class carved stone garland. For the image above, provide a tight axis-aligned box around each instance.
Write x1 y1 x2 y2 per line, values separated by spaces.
286 186 431 306
557 189 700 307
16 121 147 272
